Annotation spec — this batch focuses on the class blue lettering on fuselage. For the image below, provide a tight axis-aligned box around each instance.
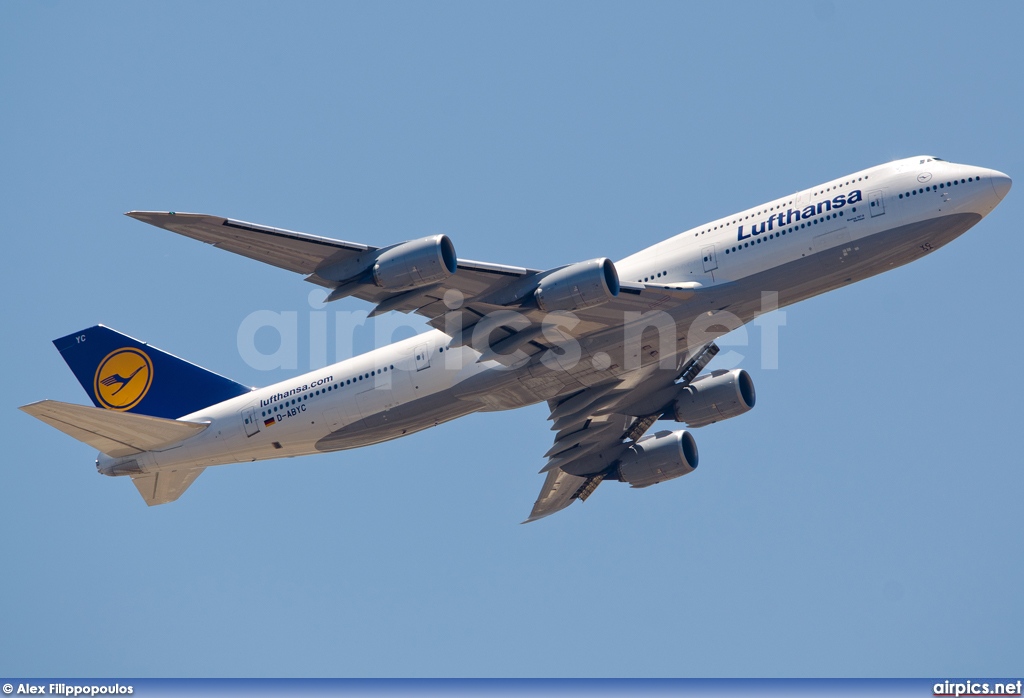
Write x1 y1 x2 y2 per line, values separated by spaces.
737 190 862 241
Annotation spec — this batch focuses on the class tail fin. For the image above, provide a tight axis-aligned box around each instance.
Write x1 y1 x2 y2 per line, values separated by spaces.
53 325 251 419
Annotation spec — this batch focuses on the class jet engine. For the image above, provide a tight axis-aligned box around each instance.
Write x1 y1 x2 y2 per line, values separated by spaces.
534 258 620 312
372 235 458 290
672 369 755 428
615 429 698 488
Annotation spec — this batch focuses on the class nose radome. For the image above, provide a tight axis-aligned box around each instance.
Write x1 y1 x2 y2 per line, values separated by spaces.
990 170 1012 201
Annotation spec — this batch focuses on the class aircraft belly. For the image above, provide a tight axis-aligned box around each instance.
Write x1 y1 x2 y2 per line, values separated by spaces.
314 388 481 451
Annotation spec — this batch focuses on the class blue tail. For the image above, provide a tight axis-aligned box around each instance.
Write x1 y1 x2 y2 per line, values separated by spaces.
53 325 252 419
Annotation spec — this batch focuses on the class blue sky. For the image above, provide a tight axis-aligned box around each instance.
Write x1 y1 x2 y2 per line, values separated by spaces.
1 0 1021 678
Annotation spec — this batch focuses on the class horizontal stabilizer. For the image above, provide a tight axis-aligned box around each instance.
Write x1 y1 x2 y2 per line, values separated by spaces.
131 468 205 506
19 400 207 458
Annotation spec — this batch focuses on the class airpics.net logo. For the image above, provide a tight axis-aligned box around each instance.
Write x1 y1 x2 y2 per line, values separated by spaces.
234 289 788 375
93 347 153 410
934 680 1023 697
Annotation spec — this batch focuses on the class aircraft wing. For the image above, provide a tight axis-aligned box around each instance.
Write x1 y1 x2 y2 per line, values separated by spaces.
127 212 711 350
126 211 377 275
126 210 539 299
524 468 590 523
525 343 720 522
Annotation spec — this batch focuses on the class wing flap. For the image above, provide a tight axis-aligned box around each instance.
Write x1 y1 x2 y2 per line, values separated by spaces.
525 343 721 521
524 467 589 523
20 400 207 457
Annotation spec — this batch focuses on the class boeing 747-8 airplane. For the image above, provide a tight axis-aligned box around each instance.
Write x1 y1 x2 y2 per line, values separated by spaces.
21 156 1011 521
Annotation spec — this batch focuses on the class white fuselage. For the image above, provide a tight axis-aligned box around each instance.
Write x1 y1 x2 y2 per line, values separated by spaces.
97 156 1010 477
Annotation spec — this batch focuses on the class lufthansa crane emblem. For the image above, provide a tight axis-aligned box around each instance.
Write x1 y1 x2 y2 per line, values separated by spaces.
93 348 154 410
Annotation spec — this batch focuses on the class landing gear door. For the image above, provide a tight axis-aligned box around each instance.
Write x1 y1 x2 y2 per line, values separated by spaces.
701 245 718 272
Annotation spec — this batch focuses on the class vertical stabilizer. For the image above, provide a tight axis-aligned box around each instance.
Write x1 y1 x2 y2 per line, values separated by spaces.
53 325 251 419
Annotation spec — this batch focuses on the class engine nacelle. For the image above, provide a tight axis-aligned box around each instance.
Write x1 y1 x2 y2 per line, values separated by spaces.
534 258 620 312
672 368 755 428
372 235 457 290
616 429 698 488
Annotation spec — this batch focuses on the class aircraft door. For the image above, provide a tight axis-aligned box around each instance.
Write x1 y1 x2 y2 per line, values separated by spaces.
869 190 886 217
414 341 431 371
241 406 260 437
701 245 718 272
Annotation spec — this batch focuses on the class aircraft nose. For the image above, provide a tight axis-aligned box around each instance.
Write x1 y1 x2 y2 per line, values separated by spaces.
990 170 1012 201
